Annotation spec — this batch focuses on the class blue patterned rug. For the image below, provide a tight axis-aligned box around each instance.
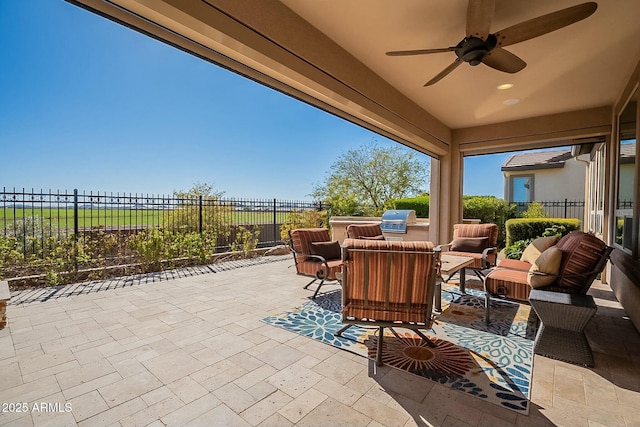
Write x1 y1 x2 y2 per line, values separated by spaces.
262 284 537 414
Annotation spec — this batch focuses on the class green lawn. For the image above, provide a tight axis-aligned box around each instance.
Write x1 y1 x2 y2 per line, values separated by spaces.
0 208 293 229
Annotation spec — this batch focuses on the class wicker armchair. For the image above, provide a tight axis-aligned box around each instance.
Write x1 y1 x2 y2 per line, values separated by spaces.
337 238 439 366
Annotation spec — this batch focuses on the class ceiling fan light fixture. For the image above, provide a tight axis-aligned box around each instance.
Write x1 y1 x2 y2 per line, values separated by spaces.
463 51 486 66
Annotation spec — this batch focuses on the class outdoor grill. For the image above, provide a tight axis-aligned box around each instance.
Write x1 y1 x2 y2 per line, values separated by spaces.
380 209 417 234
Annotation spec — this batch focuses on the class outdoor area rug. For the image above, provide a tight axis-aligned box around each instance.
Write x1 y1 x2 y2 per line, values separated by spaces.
261 284 537 414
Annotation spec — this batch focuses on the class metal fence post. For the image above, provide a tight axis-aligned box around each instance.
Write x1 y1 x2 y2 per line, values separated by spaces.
73 189 79 270
73 189 79 241
199 195 203 235
273 198 277 245
564 198 568 218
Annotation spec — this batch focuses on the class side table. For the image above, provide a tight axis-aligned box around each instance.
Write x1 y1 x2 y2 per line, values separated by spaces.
436 255 474 312
529 289 597 367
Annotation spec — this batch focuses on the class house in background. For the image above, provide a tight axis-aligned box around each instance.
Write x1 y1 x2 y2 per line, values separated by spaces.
502 149 587 203
501 149 588 221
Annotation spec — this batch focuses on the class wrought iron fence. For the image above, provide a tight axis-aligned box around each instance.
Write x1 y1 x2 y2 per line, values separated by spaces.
512 199 585 220
1 188 323 260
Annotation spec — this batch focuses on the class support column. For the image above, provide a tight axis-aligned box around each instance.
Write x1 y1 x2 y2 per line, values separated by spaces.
429 142 464 245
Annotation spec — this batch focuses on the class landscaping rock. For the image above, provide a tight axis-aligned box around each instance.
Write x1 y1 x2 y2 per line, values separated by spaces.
265 245 290 256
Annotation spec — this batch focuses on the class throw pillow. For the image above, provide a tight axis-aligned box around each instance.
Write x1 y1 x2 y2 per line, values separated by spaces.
520 235 559 264
310 241 341 260
527 246 562 288
555 231 608 292
450 237 488 253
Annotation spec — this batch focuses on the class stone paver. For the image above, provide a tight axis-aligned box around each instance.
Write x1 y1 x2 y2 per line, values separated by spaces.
0 256 639 426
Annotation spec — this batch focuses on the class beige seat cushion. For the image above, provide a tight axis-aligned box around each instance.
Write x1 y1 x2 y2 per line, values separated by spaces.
520 236 559 264
527 246 563 289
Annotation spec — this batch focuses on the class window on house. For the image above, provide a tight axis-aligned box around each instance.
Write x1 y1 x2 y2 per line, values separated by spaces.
615 89 637 252
510 175 534 202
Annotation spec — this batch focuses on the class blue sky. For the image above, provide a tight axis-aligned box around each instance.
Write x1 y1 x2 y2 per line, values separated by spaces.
0 0 513 200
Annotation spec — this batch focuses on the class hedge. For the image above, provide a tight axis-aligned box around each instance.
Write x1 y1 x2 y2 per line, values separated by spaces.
394 195 429 218
505 218 581 246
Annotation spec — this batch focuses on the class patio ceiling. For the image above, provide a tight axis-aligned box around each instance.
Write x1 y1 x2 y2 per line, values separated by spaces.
69 0 640 157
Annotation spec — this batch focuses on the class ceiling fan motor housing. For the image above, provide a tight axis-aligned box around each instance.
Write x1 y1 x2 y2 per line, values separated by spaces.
455 34 498 66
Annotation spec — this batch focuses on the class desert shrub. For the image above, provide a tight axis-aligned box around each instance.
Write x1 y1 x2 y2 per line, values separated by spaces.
128 229 165 271
9 215 59 257
521 201 548 218
164 183 232 245
280 210 326 242
231 226 261 255
38 235 90 285
127 229 221 269
322 195 372 217
164 198 232 239
0 236 24 277
83 229 125 263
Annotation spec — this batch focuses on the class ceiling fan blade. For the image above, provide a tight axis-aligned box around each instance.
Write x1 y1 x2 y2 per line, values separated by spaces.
495 2 597 48
466 0 495 40
386 47 456 56
424 60 462 86
482 48 527 73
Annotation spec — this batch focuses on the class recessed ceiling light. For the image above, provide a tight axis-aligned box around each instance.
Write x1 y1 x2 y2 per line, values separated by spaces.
503 98 520 105
497 83 514 90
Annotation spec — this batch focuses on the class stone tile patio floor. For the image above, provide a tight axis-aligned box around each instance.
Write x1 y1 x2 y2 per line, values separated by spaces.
1 255 639 427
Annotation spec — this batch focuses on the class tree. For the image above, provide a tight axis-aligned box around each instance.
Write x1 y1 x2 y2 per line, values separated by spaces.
173 182 224 200
312 142 429 216
166 182 230 235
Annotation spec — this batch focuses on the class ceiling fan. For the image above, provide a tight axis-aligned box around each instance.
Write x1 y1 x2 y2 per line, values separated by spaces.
386 1 597 86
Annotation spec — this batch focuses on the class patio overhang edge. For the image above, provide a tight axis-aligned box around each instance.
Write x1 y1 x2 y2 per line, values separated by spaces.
68 0 451 158
453 106 613 156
